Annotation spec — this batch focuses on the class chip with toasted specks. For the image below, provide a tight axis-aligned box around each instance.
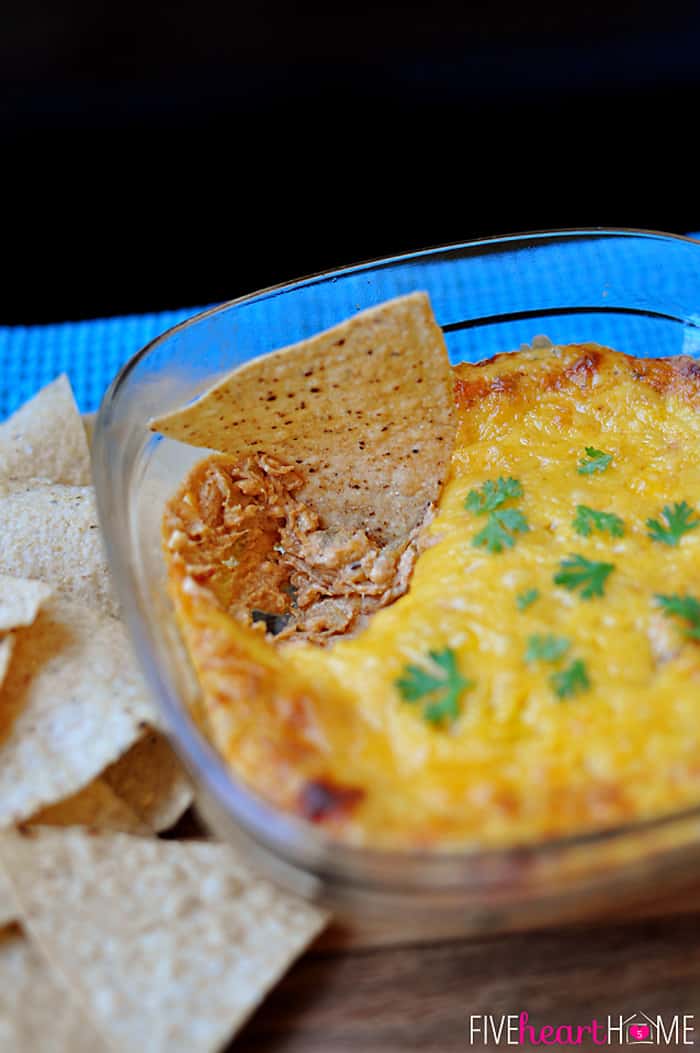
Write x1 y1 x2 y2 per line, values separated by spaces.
0 926 107 1053
0 595 158 825
151 292 456 542
29 778 150 835
0 828 327 1053
0 484 117 617
0 374 91 488
0 574 53 631
102 729 193 832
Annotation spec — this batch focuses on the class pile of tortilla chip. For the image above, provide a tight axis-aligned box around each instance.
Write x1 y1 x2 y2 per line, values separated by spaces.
0 378 326 1052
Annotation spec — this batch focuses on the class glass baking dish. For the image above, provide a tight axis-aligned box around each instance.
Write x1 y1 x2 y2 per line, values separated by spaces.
93 229 700 939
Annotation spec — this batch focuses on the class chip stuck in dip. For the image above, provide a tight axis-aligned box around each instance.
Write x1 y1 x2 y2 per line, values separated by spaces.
154 294 700 849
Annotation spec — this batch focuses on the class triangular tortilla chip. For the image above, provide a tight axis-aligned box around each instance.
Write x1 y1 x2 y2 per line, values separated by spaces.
29 778 151 835
152 292 456 541
102 730 193 832
1 784 149 925
0 375 91 488
0 596 157 825
0 926 107 1053
0 484 117 617
0 574 53 631
0 828 327 1053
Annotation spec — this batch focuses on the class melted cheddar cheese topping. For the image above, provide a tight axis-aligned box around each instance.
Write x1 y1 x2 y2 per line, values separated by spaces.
168 343 700 848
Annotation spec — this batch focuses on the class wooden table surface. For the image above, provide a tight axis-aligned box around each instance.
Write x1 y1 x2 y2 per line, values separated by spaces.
233 885 700 1052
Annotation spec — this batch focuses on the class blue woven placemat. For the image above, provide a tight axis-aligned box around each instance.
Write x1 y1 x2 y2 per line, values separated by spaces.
2 233 699 420
0 307 208 418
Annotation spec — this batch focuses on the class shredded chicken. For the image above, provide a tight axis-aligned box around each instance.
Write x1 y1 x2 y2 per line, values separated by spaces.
164 453 432 645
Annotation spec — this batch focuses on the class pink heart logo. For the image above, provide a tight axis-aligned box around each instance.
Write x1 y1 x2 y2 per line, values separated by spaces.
630 1024 650 1041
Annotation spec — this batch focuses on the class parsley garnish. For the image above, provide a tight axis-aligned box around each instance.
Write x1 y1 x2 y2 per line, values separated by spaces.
525 635 589 700
646 502 700 547
516 587 540 611
395 648 473 725
573 504 625 539
655 593 700 640
466 477 529 554
472 508 529 554
525 634 570 663
550 659 590 699
465 477 523 514
554 553 615 599
578 447 613 475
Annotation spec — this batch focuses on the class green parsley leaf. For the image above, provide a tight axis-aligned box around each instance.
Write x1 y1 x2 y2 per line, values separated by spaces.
554 553 615 599
655 593 700 640
472 508 529 554
465 477 523 514
516 587 540 611
395 648 473 725
525 634 571 663
550 659 590 699
578 446 613 475
573 504 625 538
646 501 700 547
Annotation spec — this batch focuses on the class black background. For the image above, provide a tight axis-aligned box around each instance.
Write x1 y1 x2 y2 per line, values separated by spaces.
3 1 700 324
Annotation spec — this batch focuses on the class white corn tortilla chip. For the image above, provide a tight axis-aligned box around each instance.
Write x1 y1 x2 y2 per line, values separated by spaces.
0 574 53 631
29 778 151 835
0 595 158 825
152 292 456 542
0 375 91 488
0 484 117 617
0 828 327 1053
102 730 193 832
0 783 149 926
0 926 107 1053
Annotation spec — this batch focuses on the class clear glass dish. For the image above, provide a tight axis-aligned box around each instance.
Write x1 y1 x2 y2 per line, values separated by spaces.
93 229 700 938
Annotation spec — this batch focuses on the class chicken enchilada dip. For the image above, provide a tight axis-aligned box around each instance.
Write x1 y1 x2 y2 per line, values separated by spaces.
153 293 700 849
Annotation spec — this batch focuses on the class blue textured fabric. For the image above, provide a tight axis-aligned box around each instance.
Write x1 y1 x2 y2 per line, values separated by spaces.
0 307 208 418
1 233 699 420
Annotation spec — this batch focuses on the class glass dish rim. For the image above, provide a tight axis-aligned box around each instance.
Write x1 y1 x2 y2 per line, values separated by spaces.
94 226 700 895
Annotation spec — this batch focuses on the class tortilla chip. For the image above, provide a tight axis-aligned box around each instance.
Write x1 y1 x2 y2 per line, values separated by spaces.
0 595 158 825
102 729 194 832
151 292 456 542
0 484 117 617
0 828 327 1053
0 374 91 488
0 574 53 631
0 926 107 1053
0 635 13 690
29 778 151 835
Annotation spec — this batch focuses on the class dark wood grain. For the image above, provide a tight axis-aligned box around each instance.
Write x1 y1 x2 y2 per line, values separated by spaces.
233 912 700 1052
